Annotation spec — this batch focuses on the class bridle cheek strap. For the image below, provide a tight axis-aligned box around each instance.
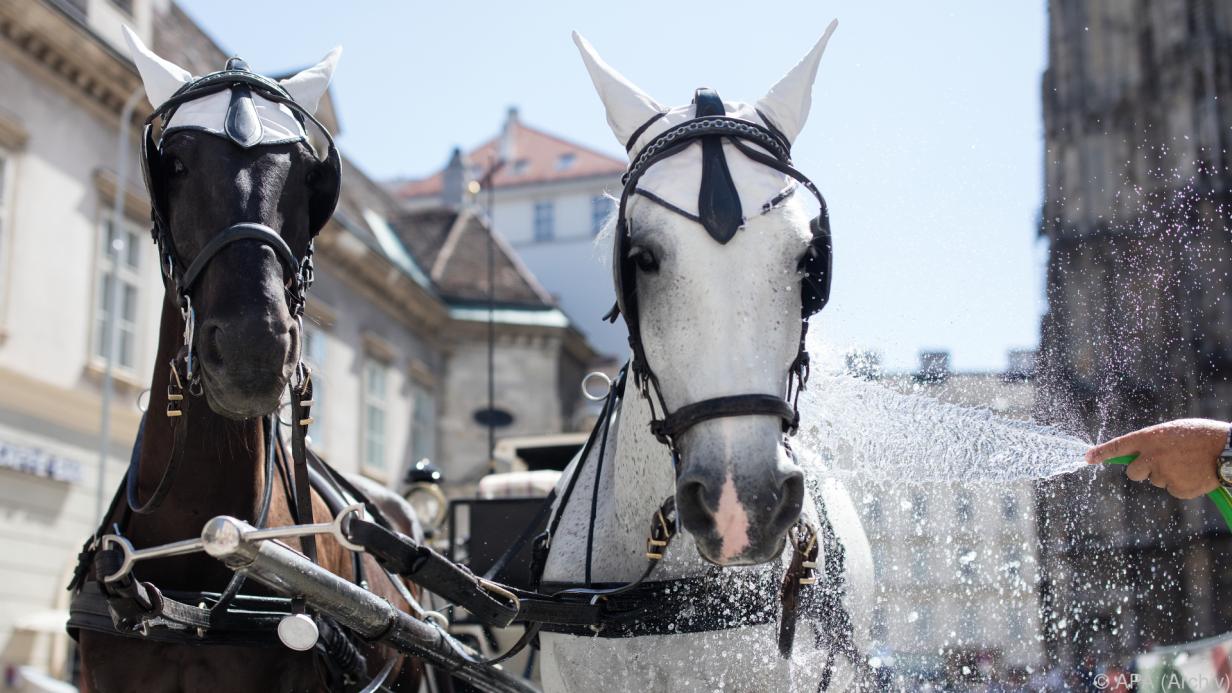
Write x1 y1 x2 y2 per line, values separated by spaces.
178 222 301 294
650 394 798 443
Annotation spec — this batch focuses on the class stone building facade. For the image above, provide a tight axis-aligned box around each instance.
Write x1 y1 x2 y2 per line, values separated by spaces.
393 108 628 359
0 0 599 682
849 351 1044 683
1035 0 1232 670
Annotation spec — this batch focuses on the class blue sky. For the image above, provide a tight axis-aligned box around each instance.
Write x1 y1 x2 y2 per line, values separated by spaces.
178 1 1048 372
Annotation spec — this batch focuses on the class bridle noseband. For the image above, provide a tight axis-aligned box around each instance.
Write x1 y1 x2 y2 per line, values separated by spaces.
608 88 832 459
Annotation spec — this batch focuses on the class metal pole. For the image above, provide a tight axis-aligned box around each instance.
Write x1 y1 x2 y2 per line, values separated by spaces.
97 87 145 522
201 515 539 693
486 159 497 474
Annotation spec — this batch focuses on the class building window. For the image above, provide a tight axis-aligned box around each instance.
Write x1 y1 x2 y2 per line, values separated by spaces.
92 218 143 371
955 490 973 523
362 360 389 474
0 150 11 320
911 551 927 582
410 384 436 464
1001 492 1019 521
957 547 978 581
866 496 883 523
556 153 576 171
1003 545 1021 582
591 195 612 236
533 201 554 242
910 490 927 523
915 606 931 639
303 327 327 451
511 159 530 176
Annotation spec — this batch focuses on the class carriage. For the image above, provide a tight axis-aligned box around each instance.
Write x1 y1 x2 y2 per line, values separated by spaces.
65 23 871 693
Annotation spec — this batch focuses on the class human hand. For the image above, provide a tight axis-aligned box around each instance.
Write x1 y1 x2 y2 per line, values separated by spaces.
1084 418 1225 500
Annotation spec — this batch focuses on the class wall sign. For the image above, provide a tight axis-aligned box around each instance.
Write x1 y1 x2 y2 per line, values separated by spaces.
0 440 83 483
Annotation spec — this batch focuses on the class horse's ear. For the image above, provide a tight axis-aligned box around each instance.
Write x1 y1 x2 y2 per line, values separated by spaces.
754 20 838 145
572 32 664 151
279 47 342 116
122 25 192 108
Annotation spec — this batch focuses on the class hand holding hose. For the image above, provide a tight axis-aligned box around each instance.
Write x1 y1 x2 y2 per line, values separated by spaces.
1085 418 1225 500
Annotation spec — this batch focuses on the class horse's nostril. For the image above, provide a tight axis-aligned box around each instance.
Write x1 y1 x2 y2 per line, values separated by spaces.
199 323 225 369
677 479 716 531
770 471 806 533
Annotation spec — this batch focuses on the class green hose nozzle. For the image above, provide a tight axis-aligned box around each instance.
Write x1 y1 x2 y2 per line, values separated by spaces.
1104 453 1232 531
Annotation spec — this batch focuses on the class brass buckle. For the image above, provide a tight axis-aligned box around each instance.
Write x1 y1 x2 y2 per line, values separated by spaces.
645 506 675 560
166 359 185 418
790 520 820 586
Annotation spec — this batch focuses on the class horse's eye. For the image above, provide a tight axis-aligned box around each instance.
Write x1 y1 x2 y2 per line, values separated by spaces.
167 156 186 176
630 246 659 273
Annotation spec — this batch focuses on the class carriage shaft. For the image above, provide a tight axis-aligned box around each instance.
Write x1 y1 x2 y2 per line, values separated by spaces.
201 515 538 693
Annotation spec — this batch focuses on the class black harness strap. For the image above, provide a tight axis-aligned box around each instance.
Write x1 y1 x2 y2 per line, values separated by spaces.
179 222 301 294
652 393 798 442
126 353 189 515
69 581 289 647
289 368 317 562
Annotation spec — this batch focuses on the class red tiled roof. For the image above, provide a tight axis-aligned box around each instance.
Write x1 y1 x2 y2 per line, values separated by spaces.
394 118 625 199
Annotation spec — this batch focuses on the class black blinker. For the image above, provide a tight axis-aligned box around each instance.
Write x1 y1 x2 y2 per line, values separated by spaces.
693 88 743 244
222 57 263 148
224 85 263 148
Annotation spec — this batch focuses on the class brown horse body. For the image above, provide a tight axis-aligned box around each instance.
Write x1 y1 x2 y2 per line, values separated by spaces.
79 297 421 692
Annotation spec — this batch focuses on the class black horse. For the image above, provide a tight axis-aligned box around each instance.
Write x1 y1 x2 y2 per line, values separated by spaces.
69 45 422 692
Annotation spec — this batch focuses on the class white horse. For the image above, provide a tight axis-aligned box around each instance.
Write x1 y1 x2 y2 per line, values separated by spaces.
538 23 874 693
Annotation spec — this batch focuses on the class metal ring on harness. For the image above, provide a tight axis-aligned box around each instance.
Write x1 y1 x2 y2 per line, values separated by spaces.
476 578 522 616
98 533 206 584
581 371 613 402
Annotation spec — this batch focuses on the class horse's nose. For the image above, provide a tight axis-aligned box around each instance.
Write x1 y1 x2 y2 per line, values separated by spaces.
675 463 805 551
197 316 290 378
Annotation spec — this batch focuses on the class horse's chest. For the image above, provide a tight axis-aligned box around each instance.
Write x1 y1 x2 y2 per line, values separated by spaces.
81 633 320 693
540 624 845 693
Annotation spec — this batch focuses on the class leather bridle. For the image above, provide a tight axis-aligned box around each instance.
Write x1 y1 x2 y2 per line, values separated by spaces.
130 59 339 536
140 59 340 390
607 87 832 460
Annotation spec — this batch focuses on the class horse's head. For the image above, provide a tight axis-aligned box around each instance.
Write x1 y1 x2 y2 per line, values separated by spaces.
575 25 837 566
125 28 341 419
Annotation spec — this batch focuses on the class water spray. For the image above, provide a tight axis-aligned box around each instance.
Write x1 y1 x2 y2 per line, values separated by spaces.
1103 454 1232 531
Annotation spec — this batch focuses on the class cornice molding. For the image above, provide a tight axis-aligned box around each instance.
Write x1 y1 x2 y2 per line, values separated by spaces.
0 2 146 127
